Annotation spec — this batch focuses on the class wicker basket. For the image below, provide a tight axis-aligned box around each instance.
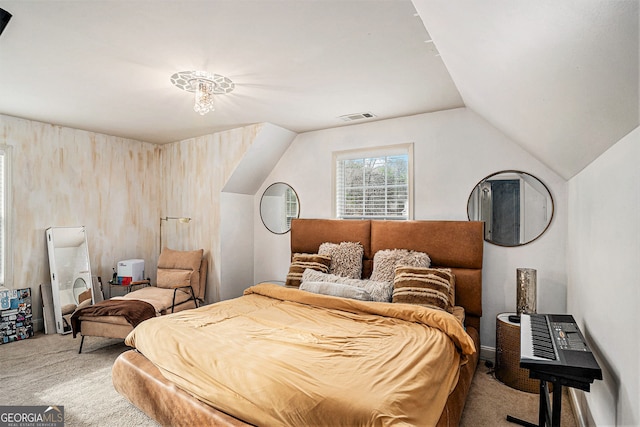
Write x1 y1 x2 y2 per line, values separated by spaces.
495 313 547 394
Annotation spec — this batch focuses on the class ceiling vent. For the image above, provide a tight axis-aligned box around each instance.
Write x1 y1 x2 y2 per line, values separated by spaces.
339 112 377 122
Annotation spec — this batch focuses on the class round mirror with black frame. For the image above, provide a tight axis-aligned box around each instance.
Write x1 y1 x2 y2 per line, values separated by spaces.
467 170 554 247
260 182 300 234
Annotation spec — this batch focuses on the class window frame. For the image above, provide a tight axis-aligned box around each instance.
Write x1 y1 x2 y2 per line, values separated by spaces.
332 143 414 220
0 144 12 287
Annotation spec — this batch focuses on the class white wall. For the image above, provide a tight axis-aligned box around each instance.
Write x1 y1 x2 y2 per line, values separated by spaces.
220 192 254 300
567 126 640 426
253 107 568 348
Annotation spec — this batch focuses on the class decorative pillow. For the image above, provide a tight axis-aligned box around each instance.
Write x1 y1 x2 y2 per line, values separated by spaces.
302 269 393 302
318 241 364 279
392 266 455 312
451 305 465 325
158 248 203 272
370 249 431 283
157 268 192 289
285 254 331 288
300 281 373 301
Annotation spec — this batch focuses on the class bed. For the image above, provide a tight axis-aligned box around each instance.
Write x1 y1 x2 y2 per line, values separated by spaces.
112 219 484 426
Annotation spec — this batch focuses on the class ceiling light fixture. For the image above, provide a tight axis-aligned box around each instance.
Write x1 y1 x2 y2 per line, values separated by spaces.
170 71 235 115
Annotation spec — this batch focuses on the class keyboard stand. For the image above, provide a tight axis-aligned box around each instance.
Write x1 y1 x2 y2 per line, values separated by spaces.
506 369 593 427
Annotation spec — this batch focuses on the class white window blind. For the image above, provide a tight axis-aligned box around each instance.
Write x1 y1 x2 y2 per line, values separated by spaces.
334 144 412 220
284 187 299 230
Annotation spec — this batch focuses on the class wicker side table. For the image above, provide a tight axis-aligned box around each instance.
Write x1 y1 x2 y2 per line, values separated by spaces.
495 312 541 393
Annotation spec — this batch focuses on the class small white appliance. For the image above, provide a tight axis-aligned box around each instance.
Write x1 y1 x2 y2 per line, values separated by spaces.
117 259 145 283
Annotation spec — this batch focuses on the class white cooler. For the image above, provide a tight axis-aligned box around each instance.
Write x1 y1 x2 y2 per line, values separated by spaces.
117 259 145 283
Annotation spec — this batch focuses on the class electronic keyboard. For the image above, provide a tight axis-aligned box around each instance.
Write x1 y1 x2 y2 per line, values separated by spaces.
520 313 602 383
509 313 602 427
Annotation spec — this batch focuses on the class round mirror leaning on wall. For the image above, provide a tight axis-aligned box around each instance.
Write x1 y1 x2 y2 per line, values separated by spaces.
260 182 300 234
467 170 554 247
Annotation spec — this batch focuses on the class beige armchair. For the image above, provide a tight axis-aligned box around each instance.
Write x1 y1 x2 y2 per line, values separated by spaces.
120 248 207 314
72 248 207 353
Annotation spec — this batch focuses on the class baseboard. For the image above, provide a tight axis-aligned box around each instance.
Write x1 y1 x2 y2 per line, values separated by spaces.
568 387 597 427
32 317 43 333
480 345 496 363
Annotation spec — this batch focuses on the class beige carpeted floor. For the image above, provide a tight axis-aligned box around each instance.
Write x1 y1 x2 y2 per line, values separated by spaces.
1 332 576 427
460 360 577 427
0 332 157 427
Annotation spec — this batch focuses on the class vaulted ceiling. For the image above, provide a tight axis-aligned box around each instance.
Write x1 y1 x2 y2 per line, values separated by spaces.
0 0 637 179
413 0 639 179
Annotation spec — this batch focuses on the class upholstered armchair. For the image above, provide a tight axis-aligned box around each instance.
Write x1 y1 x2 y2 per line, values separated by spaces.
121 248 208 314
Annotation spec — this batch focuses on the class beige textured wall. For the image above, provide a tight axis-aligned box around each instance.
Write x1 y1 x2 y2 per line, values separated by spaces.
1 113 259 328
159 125 259 303
1 114 160 327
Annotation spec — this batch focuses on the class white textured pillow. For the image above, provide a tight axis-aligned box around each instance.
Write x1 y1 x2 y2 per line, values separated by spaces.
318 241 364 279
370 249 431 283
302 269 393 302
300 281 373 301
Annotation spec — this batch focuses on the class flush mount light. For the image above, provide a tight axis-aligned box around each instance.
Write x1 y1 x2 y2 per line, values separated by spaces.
170 70 235 115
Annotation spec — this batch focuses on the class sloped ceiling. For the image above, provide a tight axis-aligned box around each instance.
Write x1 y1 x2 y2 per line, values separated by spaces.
0 1 638 180
222 123 297 195
413 0 639 179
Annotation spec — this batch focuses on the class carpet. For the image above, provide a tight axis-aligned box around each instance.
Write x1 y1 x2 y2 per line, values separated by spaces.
460 360 577 427
1 332 576 426
0 332 157 427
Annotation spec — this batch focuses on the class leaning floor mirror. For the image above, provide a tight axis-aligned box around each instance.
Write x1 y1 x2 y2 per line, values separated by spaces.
46 226 94 334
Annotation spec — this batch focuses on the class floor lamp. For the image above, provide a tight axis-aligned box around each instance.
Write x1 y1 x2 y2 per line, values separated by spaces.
159 216 191 255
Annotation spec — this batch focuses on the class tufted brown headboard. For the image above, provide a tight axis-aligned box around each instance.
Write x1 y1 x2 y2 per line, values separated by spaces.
290 219 484 332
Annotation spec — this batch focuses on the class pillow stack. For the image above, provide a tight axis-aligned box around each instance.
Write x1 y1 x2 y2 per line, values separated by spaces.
285 243 456 311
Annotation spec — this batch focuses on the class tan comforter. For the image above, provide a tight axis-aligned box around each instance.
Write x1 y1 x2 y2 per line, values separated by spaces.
125 284 476 427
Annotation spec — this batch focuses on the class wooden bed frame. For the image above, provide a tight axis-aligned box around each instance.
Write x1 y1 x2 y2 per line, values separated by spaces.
112 219 484 426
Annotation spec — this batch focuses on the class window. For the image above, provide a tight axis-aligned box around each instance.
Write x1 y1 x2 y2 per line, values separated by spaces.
0 145 11 287
284 186 299 230
334 144 413 220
